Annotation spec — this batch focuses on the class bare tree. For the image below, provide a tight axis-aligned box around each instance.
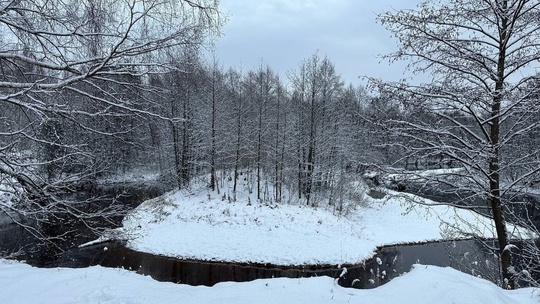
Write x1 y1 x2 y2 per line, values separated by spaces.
157 47 205 189
222 67 247 200
0 0 222 250
372 0 540 289
289 54 320 205
270 77 288 203
289 53 344 206
207 55 223 192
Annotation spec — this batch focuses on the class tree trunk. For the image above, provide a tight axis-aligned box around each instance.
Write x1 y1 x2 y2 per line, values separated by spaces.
180 94 191 188
210 68 217 192
491 0 513 288
233 101 242 200
274 88 282 202
306 87 316 206
257 101 263 201
171 98 182 188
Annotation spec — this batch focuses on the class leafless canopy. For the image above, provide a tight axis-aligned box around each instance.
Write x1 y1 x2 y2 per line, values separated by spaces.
372 0 540 289
0 0 222 249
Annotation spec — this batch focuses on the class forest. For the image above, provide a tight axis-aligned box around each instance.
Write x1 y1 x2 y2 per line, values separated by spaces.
1 0 540 293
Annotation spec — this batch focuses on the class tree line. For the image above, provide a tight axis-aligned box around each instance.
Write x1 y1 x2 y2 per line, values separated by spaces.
105 50 376 208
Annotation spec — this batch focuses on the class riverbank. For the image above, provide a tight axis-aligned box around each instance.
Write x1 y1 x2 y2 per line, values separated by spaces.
1 259 536 304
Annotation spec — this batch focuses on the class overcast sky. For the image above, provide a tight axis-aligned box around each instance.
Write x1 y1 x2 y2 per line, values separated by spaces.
215 0 420 86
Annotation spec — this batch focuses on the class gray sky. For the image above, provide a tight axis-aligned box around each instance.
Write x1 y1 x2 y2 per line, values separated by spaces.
216 0 420 86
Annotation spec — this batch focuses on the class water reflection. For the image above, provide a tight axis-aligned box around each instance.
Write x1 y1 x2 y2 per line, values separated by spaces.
54 238 503 289
0 183 165 265
364 240 500 287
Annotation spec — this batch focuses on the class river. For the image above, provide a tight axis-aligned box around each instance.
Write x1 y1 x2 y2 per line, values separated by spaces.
0 181 536 289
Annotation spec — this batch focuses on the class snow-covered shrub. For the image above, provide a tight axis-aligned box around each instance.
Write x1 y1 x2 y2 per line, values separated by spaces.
331 173 370 215
136 196 177 223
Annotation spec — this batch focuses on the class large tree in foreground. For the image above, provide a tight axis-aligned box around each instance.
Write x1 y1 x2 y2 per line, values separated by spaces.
372 0 540 288
0 0 221 250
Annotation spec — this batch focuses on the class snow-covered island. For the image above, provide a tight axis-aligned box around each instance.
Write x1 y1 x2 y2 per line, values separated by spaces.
109 177 532 267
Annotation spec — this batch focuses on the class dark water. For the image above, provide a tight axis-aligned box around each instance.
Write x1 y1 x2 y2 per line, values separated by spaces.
55 241 351 286
366 240 502 287
49 238 500 289
0 182 165 265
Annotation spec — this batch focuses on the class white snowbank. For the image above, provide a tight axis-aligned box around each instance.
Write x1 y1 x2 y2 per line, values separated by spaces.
0 259 536 304
121 191 376 265
97 170 160 184
359 190 534 245
0 176 20 225
387 167 465 180
116 180 534 266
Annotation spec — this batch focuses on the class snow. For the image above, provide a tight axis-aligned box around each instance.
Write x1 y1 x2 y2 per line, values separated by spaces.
504 244 519 253
387 167 465 180
97 169 160 185
0 176 20 225
0 259 537 304
2 173 539 303
358 190 534 244
119 193 375 265
114 180 534 266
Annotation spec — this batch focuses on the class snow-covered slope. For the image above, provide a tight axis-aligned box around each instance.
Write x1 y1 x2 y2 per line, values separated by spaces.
0 259 536 304
121 193 374 265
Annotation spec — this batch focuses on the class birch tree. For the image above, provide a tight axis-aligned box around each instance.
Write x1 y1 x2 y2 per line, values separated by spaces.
372 0 540 288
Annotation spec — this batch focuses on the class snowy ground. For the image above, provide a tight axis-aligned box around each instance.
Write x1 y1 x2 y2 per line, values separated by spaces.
97 169 161 185
112 178 533 266
3 173 539 303
0 259 537 304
